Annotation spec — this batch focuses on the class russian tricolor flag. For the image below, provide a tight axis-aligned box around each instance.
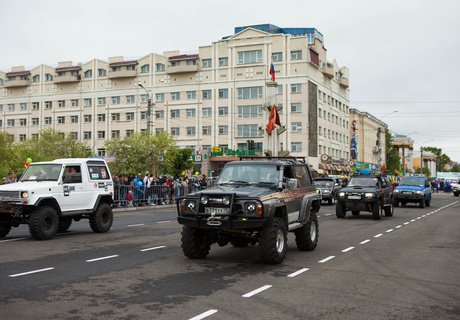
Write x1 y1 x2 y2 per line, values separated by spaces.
269 62 275 81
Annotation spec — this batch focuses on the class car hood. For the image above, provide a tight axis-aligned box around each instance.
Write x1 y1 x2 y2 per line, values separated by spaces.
395 185 424 191
0 181 59 192
189 185 276 198
340 186 378 193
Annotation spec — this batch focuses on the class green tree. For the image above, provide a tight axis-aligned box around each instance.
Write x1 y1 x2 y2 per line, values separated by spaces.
414 167 431 177
422 146 451 172
0 132 20 179
384 129 401 175
165 148 193 177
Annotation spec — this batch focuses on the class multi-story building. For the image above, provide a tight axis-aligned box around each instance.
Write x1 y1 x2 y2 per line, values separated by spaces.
348 108 387 174
0 24 351 174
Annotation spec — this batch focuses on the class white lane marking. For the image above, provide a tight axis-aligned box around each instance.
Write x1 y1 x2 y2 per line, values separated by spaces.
374 234 383 238
188 309 218 320
416 217 421 220
9 267 55 278
157 220 172 224
318 256 335 263
242 285 272 298
341 246 355 253
140 245 166 252
86 255 119 262
128 224 145 227
325 213 333 216
426 213 431 216
0 237 27 243
386 229 394 233
360 239 371 244
287 268 309 278
404 222 410 225
395 225 402 229
411 219 416 222
422 215 426 217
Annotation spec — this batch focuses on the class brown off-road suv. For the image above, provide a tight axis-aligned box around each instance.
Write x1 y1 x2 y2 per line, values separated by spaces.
177 156 321 264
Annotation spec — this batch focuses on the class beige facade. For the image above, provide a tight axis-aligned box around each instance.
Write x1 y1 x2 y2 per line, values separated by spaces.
0 24 350 171
349 108 388 172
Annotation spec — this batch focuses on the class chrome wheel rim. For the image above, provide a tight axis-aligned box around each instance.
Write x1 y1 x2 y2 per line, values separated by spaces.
310 223 317 241
276 229 285 253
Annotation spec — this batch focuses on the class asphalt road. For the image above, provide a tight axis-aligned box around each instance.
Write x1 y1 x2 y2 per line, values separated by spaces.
1 193 459 320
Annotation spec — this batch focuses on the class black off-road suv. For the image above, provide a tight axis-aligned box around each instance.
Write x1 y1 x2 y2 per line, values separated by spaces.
335 174 393 220
177 157 321 264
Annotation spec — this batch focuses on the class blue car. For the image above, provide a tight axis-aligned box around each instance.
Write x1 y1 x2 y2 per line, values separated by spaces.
393 176 432 208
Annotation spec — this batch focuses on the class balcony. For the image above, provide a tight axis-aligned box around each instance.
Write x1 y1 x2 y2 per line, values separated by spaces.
108 69 138 79
54 74 81 83
167 64 199 74
321 64 334 78
339 77 349 88
4 79 30 88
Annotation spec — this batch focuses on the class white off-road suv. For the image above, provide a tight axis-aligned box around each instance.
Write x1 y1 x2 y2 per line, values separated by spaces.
0 158 114 240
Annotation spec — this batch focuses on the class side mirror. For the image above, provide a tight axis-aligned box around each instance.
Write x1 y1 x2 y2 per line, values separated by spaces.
287 178 298 190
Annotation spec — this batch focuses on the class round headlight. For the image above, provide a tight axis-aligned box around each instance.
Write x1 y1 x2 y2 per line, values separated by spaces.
416 190 423 195
187 201 196 210
339 192 345 197
365 193 375 198
394 189 400 193
223 196 231 205
200 196 209 204
247 203 256 212
21 191 29 198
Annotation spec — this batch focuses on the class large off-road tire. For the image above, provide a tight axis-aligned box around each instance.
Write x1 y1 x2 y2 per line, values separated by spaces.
0 223 12 238
259 217 287 264
181 226 210 259
419 199 425 208
57 217 72 233
336 201 346 218
384 203 394 217
372 200 381 220
351 210 360 216
425 198 431 207
393 199 399 207
295 212 318 251
29 206 58 240
89 203 113 233
230 238 250 247
454 192 459 197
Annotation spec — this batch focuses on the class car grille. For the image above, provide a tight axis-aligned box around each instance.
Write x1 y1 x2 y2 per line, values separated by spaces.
0 191 21 202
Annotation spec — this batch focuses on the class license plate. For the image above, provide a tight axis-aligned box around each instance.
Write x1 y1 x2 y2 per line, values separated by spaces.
348 195 361 200
402 191 412 194
204 207 229 214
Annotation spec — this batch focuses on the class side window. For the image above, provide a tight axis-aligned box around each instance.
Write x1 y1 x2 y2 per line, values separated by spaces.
63 165 82 183
293 165 309 187
87 165 111 180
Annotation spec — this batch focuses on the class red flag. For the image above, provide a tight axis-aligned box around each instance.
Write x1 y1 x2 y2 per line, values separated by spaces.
266 105 281 135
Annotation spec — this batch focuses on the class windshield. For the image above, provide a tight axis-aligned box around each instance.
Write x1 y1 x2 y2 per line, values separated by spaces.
216 163 279 185
399 177 425 187
314 181 333 187
348 177 378 187
21 164 62 182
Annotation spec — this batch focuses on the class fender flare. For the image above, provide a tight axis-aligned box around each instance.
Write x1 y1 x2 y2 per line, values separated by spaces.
92 194 114 211
267 202 287 224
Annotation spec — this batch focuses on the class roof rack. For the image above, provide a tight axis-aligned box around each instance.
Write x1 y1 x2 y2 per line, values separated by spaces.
239 156 306 164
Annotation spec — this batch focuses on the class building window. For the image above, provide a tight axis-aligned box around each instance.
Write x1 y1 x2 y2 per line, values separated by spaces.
83 131 91 140
19 134 27 141
219 106 228 116
155 93 164 102
57 100 65 108
218 125 228 135
272 52 283 62
84 115 92 123
57 116 65 124
186 108 196 118
291 50 302 60
291 103 301 113
125 95 134 104
140 64 150 73
156 110 164 119
140 94 148 103
7 119 15 127
318 108 322 117
171 92 180 101
123 129 133 137
32 75 40 83
97 148 106 156
69 132 78 140
202 90 212 99
8 103 15 112
45 73 53 81
155 63 165 72
291 83 301 93
20 118 27 126
309 48 319 66
126 112 134 121
291 142 302 152
112 96 120 105
97 114 106 122
219 57 228 66
218 88 228 99
71 99 78 107
32 118 39 126
111 130 120 138
203 108 211 117
238 87 263 99
186 127 196 136
202 126 211 135
111 113 120 121
237 124 260 137
97 97 106 106
97 131 105 139
98 69 107 77
171 109 180 118
291 122 302 133
237 50 262 64
84 70 92 78
70 116 78 123
44 117 52 125
171 127 180 136
202 59 212 68
238 105 263 118
187 91 196 100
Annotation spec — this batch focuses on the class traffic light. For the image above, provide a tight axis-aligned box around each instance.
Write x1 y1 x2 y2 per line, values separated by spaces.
247 140 255 150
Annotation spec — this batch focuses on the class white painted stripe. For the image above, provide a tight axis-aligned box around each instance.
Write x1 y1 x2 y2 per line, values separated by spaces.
157 220 172 224
341 246 355 253
386 229 394 233
404 222 410 225
242 285 272 298
86 255 119 262
318 256 335 263
360 239 371 244
140 245 166 252
287 268 309 277
416 217 421 220
188 309 218 320
325 213 332 216
374 234 383 238
395 225 402 229
0 237 27 243
421 215 426 217
128 224 145 227
411 219 416 222
9 267 54 278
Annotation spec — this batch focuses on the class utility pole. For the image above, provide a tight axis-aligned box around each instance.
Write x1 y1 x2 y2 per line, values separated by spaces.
138 84 153 134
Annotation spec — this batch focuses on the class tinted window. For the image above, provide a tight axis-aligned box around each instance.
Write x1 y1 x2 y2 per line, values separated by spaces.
87 165 111 180
293 165 309 187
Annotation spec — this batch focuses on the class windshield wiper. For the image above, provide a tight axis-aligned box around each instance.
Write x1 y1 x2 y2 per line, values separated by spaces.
218 180 249 185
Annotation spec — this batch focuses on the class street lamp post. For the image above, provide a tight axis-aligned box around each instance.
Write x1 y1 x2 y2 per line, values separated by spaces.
381 110 398 119
138 84 153 134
